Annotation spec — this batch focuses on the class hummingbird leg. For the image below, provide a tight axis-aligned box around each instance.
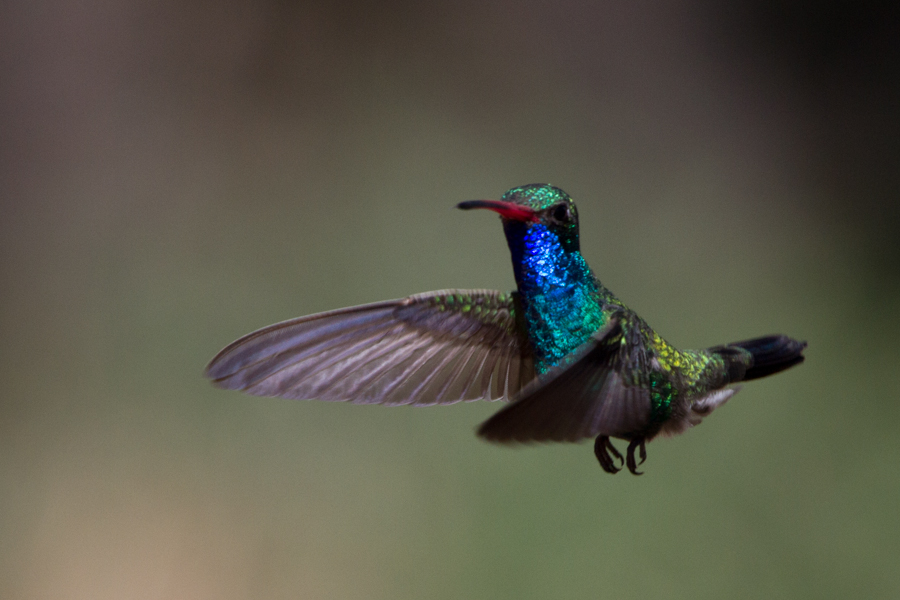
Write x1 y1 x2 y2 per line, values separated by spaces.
626 438 647 475
594 435 624 474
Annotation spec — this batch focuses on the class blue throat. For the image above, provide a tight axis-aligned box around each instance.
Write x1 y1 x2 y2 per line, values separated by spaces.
504 221 607 374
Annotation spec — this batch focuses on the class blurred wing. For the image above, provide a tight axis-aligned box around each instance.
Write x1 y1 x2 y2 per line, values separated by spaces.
477 312 652 443
205 289 534 406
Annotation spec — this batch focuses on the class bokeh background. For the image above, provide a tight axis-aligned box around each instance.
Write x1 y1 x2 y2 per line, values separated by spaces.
2 1 899 598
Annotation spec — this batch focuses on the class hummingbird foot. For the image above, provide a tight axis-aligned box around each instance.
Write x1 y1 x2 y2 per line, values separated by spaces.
594 436 624 474
625 438 647 475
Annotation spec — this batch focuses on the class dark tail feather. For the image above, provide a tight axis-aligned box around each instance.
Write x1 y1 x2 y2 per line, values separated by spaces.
721 335 807 382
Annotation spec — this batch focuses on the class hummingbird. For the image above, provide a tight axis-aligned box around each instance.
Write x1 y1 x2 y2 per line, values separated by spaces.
205 184 806 474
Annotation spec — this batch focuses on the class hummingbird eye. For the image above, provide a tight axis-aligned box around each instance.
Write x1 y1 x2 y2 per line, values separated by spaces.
551 204 571 223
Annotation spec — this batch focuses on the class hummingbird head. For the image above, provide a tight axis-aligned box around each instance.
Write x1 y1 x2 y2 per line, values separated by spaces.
457 184 580 252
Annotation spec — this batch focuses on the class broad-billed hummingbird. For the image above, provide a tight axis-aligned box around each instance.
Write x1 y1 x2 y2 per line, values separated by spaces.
206 184 806 474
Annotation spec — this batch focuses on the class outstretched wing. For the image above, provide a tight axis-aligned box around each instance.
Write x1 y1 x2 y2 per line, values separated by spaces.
205 290 534 406
477 311 654 443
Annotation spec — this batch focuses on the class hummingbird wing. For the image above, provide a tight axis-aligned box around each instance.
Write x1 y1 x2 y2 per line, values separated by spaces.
205 290 534 406
477 311 654 443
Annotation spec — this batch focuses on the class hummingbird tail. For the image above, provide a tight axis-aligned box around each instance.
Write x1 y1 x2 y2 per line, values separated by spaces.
722 335 807 382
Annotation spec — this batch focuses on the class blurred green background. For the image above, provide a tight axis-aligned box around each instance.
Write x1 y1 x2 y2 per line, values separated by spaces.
2 1 899 598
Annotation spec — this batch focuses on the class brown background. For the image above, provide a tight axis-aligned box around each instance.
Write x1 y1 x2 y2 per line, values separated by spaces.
2 1 898 598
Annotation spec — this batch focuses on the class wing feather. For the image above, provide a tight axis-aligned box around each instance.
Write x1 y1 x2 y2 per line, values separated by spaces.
477 312 654 443
205 289 534 405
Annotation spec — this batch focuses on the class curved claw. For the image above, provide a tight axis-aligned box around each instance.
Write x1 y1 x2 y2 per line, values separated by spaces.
594 435 624 474
626 438 647 475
